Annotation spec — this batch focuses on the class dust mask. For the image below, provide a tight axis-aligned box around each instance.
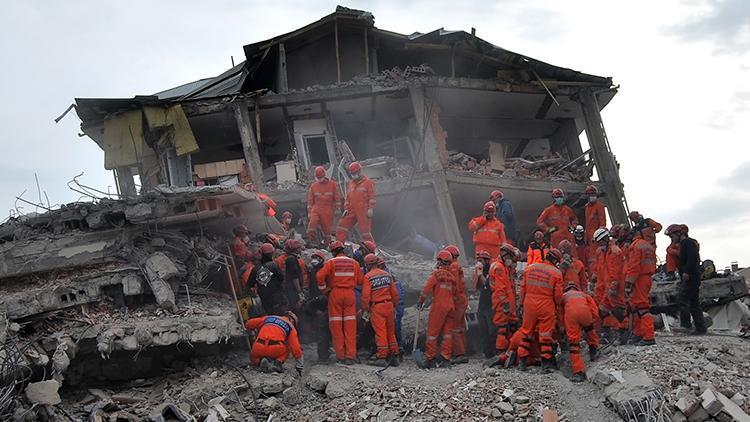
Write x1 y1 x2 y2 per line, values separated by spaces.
504 258 513 266
554 198 564 205
589 196 597 203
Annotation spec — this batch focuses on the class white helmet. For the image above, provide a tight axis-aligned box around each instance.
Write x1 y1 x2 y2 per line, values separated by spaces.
593 228 610 243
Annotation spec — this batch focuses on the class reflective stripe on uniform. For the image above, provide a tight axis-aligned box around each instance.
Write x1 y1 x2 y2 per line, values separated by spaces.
335 272 355 276
343 316 357 321
329 316 343 321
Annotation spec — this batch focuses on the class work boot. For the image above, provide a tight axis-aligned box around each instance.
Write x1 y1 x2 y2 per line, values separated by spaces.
571 372 587 383
436 356 452 368
389 355 400 367
423 359 436 369
617 330 630 345
518 357 528 372
637 339 656 346
260 358 274 373
367 356 388 367
451 355 469 365
588 345 598 362
627 335 643 345
600 328 613 345
271 360 283 373
690 328 708 336
541 359 555 374
343 359 355 366
504 351 517 368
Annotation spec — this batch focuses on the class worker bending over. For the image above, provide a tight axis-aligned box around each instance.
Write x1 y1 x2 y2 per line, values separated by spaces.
628 211 662 249
246 311 303 374
559 283 599 382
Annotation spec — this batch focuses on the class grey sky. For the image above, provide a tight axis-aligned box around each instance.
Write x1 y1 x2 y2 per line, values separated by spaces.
1 0 748 267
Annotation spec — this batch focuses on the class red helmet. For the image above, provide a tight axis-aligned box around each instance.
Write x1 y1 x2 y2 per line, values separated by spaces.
513 247 522 260
445 245 460 258
436 250 453 265
680 224 689 233
585 185 598 195
282 211 293 219
499 243 515 259
564 282 579 292
557 239 573 253
476 251 492 260
311 250 327 261
552 188 564 198
376 256 386 266
260 243 275 255
609 224 625 239
364 253 379 267
233 224 249 236
329 241 344 252
546 248 563 264
348 162 362 174
483 201 496 213
284 238 302 252
361 241 377 253
314 166 326 178
489 190 503 201
664 224 681 236
628 211 641 220
244 183 258 192
286 311 299 327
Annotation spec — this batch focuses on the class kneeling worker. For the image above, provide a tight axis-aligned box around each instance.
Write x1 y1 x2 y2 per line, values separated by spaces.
246 311 303 374
361 253 400 367
560 282 600 382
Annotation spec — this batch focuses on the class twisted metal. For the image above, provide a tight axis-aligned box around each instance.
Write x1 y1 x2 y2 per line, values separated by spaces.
0 326 34 419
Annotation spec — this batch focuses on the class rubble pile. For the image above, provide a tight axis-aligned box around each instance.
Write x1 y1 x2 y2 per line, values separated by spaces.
447 152 592 182
286 65 436 94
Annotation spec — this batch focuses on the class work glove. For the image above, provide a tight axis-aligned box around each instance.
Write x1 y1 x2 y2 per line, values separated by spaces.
417 301 425 311
342 210 349 217
367 209 373 218
298 291 307 302
361 310 370 322
295 357 304 375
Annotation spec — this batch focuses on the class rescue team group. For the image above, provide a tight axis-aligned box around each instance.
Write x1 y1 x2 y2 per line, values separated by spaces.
232 162 705 383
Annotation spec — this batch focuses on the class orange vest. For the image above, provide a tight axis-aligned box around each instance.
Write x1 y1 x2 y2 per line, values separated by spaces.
362 268 400 310
468 216 506 247
450 261 467 309
521 262 563 305
536 204 578 235
274 253 309 288
584 201 606 243
307 178 340 211
526 243 548 265
345 176 376 212
420 268 456 308
563 258 587 291
624 238 656 284
316 255 363 291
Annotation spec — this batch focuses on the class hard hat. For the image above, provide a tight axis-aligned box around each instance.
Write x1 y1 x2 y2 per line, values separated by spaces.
348 161 362 174
483 201 496 213
286 311 299 327
552 188 564 198
314 166 326 178
593 228 610 243
329 241 344 252
585 185 598 195
445 245 460 258
512 247 522 260
233 224 249 236
564 282 579 292
362 241 377 253
311 250 327 261
490 190 504 201
628 211 641 220
547 248 563 264
437 250 453 264
665 224 681 236
284 239 302 252
609 224 624 239
476 251 492 260
574 225 585 234
680 224 689 233
260 243 275 255
364 253 379 267
500 243 516 257
282 211 293 219
557 239 573 253
376 256 386 266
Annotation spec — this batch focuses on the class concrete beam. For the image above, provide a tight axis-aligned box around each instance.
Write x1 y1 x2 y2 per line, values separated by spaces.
277 43 289 93
115 166 137 198
232 102 265 184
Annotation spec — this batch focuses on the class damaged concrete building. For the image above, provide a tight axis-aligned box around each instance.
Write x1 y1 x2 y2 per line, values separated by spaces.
73 6 629 255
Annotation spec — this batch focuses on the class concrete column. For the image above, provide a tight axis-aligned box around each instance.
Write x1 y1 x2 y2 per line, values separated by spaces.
409 85 467 261
277 43 288 93
115 166 137 198
233 102 264 184
578 88 629 224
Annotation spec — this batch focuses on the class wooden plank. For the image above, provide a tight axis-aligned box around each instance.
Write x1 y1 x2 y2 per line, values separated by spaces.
232 103 264 184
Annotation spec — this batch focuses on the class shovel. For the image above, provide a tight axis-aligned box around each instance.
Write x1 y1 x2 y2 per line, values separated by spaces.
412 306 426 368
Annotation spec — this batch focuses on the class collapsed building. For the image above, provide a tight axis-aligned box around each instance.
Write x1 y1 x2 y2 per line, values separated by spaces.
1 6 748 421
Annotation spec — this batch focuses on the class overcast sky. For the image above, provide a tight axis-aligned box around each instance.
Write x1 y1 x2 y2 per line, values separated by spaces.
1 0 748 267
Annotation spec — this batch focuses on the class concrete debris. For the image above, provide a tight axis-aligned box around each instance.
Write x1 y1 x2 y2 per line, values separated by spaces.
24 380 61 405
143 252 179 313
446 151 590 182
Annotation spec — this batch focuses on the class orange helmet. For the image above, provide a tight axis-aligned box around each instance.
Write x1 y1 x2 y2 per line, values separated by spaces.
483 201 496 213
437 250 453 265
680 224 689 233
500 243 516 257
552 188 564 198
628 211 641 220
348 161 362 174
329 241 344 252
311 250 327 261
364 253 379 267
547 248 563 264
476 251 492 261
260 243 275 255
557 239 573 253
361 241 377 253
445 245 460 258
284 238 302 252
490 190 503 201
314 166 326 178
585 185 598 195
564 282 579 292
665 224 681 236
376 256 386 266
282 210 293 219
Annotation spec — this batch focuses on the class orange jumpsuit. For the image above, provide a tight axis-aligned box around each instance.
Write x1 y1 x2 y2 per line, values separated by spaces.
307 178 341 245
584 201 607 247
246 315 302 365
634 218 662 249
560 290 599 374
489 260 514 353
448 262 468 358
316 255 364 360
362 268 400 359
665 241 680 273
594 242 626 331
336 176 376 242
517 263 563 362
258 193 277 217
536 204 578 248
420 267 456 362
468 216 506 259
562 258 587 292
232 236 252 263
526 242 549 265
625 238 656 341
274 253 309 289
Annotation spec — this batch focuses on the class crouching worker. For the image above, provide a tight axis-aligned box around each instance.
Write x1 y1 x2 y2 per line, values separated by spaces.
361 254 400 367
560 283 600 383
246 311 304 374
416 250 457 369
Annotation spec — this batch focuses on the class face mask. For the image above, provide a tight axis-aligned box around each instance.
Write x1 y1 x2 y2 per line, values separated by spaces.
554 197 564 205
352 173 361 180
311 258 322 267
482 262 491 272
242 236 250 243
589 196 597 203
504 258 513 266
316 177 325 183
284 219 292 225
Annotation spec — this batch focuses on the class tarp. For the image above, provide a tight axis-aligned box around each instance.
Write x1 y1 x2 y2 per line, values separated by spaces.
143 104 199 156
102 110 146 170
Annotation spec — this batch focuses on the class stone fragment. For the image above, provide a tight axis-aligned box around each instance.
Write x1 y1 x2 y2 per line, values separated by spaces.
262 376 284 394
686 405 709 422
495 401 514 413
513 395 530 404
325 379 346 399
282 387 300 405
671 411 687 422
262 397 280 410
730 393 746 407
701 388 724 416
305 372 329 392
144 252 178 312
25 380 61 405
591 370 616 387
676 395 701 417
714 389 750 422
112 394 146 404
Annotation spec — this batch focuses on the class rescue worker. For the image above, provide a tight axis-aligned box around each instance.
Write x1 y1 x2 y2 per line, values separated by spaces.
274 239 308 309
536 188 578 248
559 283 600 382
490 190 517 244
592 228 627 344
245 183 278 217
232 225 253 264
473 251 496 358
664 224 682 280
573 225 593 272
417 250 457 369
490 244 519 365
629 211 663 249
316 241 364 364
336 161 376 243
673 226 707 334
517 248 563 373
361 254 400 367
584 185 607 248
246 243 288 315
246 311 303 374
468 201 506 259
558 240 587 291
624 228 657 346
352 240 378 272
376 256 406 357
526 228 549 265
281 211 294 232
304 250 331 362
307 166 341 246
444 245 468 364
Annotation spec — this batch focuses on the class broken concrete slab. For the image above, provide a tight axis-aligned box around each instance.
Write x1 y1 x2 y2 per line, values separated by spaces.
25 380 62 405
599 370 670 421
702 388 724 416
143 252 179 312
